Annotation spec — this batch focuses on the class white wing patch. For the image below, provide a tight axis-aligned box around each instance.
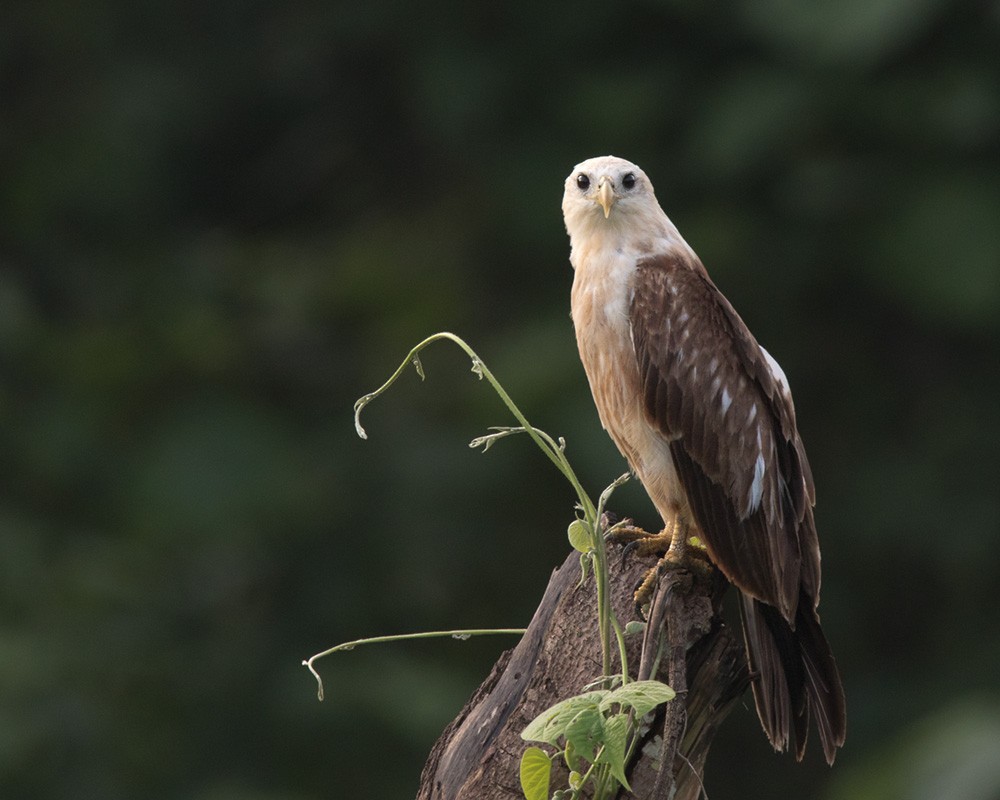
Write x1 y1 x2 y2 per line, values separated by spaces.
760 345 792 400
748 426 765 516
720 387 732 415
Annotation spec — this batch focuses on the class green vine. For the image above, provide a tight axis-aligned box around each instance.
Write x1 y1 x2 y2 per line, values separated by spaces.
303 629 526 701
307 331 674 800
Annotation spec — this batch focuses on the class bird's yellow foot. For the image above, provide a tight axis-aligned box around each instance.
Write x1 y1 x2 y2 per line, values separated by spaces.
607 520 713 612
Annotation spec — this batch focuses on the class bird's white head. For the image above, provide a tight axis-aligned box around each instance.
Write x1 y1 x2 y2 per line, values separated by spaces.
562 156 680 258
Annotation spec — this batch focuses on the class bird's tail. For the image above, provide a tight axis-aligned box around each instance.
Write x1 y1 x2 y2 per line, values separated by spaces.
738 591 846 764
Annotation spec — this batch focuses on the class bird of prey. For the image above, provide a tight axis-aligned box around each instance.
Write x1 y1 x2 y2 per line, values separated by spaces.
563 155 846 764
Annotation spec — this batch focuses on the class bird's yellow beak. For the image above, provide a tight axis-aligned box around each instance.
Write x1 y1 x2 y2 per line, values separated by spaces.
596 177 617 218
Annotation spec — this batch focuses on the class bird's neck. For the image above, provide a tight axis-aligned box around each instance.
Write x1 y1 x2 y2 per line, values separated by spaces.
567 212 693 274
568 211 697 362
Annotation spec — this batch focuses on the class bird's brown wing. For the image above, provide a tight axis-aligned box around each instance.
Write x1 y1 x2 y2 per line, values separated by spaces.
628 251 820 620
629 251 845 763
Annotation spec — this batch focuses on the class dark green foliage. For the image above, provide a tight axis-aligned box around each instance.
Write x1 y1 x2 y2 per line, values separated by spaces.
2 2 999 798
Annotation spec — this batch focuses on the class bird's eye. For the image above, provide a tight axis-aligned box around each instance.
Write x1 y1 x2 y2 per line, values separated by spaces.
576 174 590 191
622 172 636 190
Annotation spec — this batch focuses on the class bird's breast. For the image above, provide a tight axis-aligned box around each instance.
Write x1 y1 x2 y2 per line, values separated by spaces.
570 252 686 519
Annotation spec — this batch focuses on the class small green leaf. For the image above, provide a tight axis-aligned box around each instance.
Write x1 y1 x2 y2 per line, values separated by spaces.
519 747 551 800
596 713 632 791
522 691 608 745
624 620 646 636
600 680 676 718
564 706 604 761
567 519 593 553
568 770 584 790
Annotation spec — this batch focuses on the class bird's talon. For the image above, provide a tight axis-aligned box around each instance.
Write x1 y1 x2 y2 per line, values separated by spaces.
621 539 642 565
604 521 646 544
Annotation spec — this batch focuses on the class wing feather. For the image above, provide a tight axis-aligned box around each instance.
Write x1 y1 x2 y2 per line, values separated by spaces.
629 252 820 619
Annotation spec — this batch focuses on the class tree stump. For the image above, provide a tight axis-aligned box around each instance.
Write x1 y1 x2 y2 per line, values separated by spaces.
416 542 750 799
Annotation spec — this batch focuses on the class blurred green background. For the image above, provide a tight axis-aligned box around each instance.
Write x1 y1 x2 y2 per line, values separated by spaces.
3 1 999 798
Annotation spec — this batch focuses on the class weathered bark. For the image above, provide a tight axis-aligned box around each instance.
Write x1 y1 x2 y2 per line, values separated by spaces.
416 544 750 800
